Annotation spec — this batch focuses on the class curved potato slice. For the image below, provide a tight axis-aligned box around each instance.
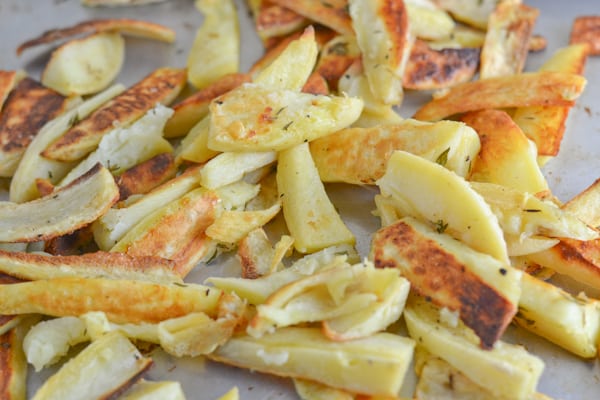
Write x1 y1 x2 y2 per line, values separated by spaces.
377 151 509 264
270 0 353 36
0 163 118 243
17 18 175 55
41 32 125 96
413 71 587 122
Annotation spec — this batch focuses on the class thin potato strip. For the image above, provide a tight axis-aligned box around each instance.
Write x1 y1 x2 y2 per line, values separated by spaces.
0 164 118 243
0 277 221 324
0 249 182 283
0 77 71 178
413 71 587 121
43 67 185 162
17 18 175 55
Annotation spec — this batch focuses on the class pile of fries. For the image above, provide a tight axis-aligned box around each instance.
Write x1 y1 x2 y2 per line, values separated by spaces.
1 0 600 399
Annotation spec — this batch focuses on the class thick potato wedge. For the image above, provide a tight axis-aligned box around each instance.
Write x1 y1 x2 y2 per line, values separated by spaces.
0 164 118 243
164 73 250 138
479 2 539 78
206 203 281 245
570 16 600 55
41 31 125 96
404 296 545 400
111 188 220 277
31 332 152 400
277 143 355 253
199 151 277 189
413 71 587 121
403 40 480 90
42 67 185 162
0 277 221 324
377 151 509 264
461 109 548 194
57 104 173 187
434 0 497 30
0 77 71 177
187 0 239 89
512 44 589 157
17 17 175 55
270 0 353 36
0 249 181 283
207 83 363 152
515 272 600 358
9 84 124 203
349 0 412 105
310 118 480 184
371 217 521 349
406 0 455 41
209 327 415 397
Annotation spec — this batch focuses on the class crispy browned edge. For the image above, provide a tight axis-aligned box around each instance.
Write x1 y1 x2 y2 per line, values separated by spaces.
116 152 176 200
403 40 480 90
0 71 19 111
251 0 309 43
42 67 186 161
570 16 600 55
0 78 67 157
371 220 516 349
17 18 175 55
269 0 353 36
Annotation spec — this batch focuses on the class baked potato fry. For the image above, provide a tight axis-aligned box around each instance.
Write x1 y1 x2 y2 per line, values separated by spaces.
314 35 361 92
479 2 539 78
120 380 186 400
199 151 277 190
413 71 587 122
209 327 415 397
434 0 497 30
0 277 221 324
570 16 600 55
247 0 308 46
43 67 185 162
111 188 220 277
562 176 600 228
164 73 250 139
187 0 239 89
116 152 176 200
0 163 118 243
405 0 455 41
17 17 175 55
0 317 34 400
310 118 480 185
0 248 181 283
270 0 353 36
206 203 281 245
349 0 412 105
31 331 152 400
512 44 589 157
403 40 480 90
92 164 202 250
461 109 548 194
41 31 125 96
0 77 72 177
207 83 363 152
404 296 545 400
515 272 600 358
57 104 173 187
277 143 355 253
9 84 124 203
0 70 23 111
371 217 521 349
377 151 509 264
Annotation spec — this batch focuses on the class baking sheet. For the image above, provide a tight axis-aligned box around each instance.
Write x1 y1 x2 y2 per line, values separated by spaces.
1 0 600 398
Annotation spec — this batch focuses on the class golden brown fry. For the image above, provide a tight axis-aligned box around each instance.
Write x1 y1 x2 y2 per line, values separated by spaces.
116 152 176 200
44 226 96 256
0 249 182 283
301 71 329 95
570 16 600 55
270 0 353 36
0 318 34 400
248 0 308 45
371 218 519 349
413 71 587 121
42 67 186 162
0 277 221 324
0 71 22 111
0 78 70 177
164 73 250 138
17 18 175 55
480 3 539 78
562 177 600 228
315 35 360 91
403 40 480 90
